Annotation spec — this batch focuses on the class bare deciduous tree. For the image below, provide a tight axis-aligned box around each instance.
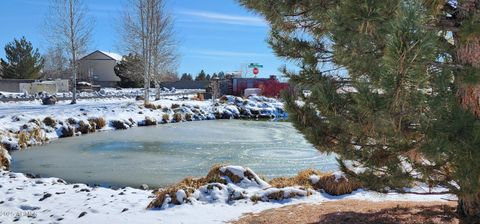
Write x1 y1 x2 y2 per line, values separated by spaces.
120 0 177 104
42 45 71 79
45 0 93 104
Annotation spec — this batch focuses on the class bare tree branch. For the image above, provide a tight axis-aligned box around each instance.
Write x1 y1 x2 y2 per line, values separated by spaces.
45 0 94 104
120 0 178 104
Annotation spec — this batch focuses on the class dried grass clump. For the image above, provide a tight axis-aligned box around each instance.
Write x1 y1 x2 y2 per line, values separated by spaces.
171 104 181 109
148 177 204 208
145 103 160 110
204 164 228 184
261 189 309 202
67 118 78 125
268 169 322 188
18 131 30 148
269 169 361 196
30 128 45 143
185 113 193 121
162 114 170 123
17 128 46 147
269 177 297 188
197 93 205 101
148 164 228 209
88 117 106 130
173 113 183 122
314 174 362 196
43 117 57 128
142 116 157 126
0 144 10 170
219 95 228 103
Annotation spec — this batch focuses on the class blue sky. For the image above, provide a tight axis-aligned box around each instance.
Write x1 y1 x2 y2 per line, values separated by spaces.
0 0 293 79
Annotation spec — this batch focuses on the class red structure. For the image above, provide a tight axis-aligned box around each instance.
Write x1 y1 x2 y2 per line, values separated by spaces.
230 75 289 98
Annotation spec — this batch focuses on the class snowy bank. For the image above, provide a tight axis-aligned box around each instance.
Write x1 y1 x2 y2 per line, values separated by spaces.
0 165 455 224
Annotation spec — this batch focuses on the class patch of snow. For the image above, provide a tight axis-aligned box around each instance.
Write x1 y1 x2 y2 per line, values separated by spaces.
310 175 320 184
332 171 345 182
175 189 187 204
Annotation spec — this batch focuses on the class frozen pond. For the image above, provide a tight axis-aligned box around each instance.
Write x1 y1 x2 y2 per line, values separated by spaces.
11 120 338 188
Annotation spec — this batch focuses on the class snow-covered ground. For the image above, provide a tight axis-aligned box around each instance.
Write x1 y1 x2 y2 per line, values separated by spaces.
0 167 455 224
0 88 198 100
0 93 455 224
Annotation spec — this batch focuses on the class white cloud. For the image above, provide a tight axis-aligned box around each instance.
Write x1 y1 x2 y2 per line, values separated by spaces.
177 10 267 27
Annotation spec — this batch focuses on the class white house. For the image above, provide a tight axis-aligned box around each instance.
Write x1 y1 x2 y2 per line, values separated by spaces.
78 50 123 87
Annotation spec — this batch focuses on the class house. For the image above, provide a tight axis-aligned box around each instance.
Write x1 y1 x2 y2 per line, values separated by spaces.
78 50 123 87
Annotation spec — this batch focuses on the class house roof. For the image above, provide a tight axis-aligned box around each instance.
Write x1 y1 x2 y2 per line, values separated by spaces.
99 51 123 61
79 50 123 61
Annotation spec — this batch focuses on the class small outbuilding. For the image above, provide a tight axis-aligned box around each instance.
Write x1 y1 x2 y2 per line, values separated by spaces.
78 50 123 87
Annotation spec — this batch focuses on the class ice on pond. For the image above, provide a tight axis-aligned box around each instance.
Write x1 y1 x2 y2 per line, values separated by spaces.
11 120 338 187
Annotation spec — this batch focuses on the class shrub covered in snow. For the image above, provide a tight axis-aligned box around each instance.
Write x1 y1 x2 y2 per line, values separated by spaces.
149 165 278 209
162 114 170 123
148 165 362 210
251 187 311 202
110 120 130 130
43 117 57 128
41 95 57 105
269 169 362 196
309 172 362 196
185 113 193 121
1 136 20 151
214 95 287 119
66 118 78 125
173 112 183 122
77 120 93 134
139 116 157 126
59 125 75 138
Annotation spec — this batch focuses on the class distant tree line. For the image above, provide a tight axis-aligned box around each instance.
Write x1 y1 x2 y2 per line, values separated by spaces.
114 53 179 88
179 70 226 81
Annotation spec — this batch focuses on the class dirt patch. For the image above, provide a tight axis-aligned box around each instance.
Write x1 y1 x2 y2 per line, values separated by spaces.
231 200 458 224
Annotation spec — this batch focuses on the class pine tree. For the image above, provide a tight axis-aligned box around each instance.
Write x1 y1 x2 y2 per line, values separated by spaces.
180 73 193 81
206 74 211 80
196 70 207 81
239 0 480 221
0 37 44 79
218 71 225 80
114 53 144 88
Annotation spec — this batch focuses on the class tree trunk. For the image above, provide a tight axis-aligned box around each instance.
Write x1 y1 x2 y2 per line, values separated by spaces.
155 80 161 100
456 36 480 116
457 193 480 224
69 0 77 105
454 1 480 222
